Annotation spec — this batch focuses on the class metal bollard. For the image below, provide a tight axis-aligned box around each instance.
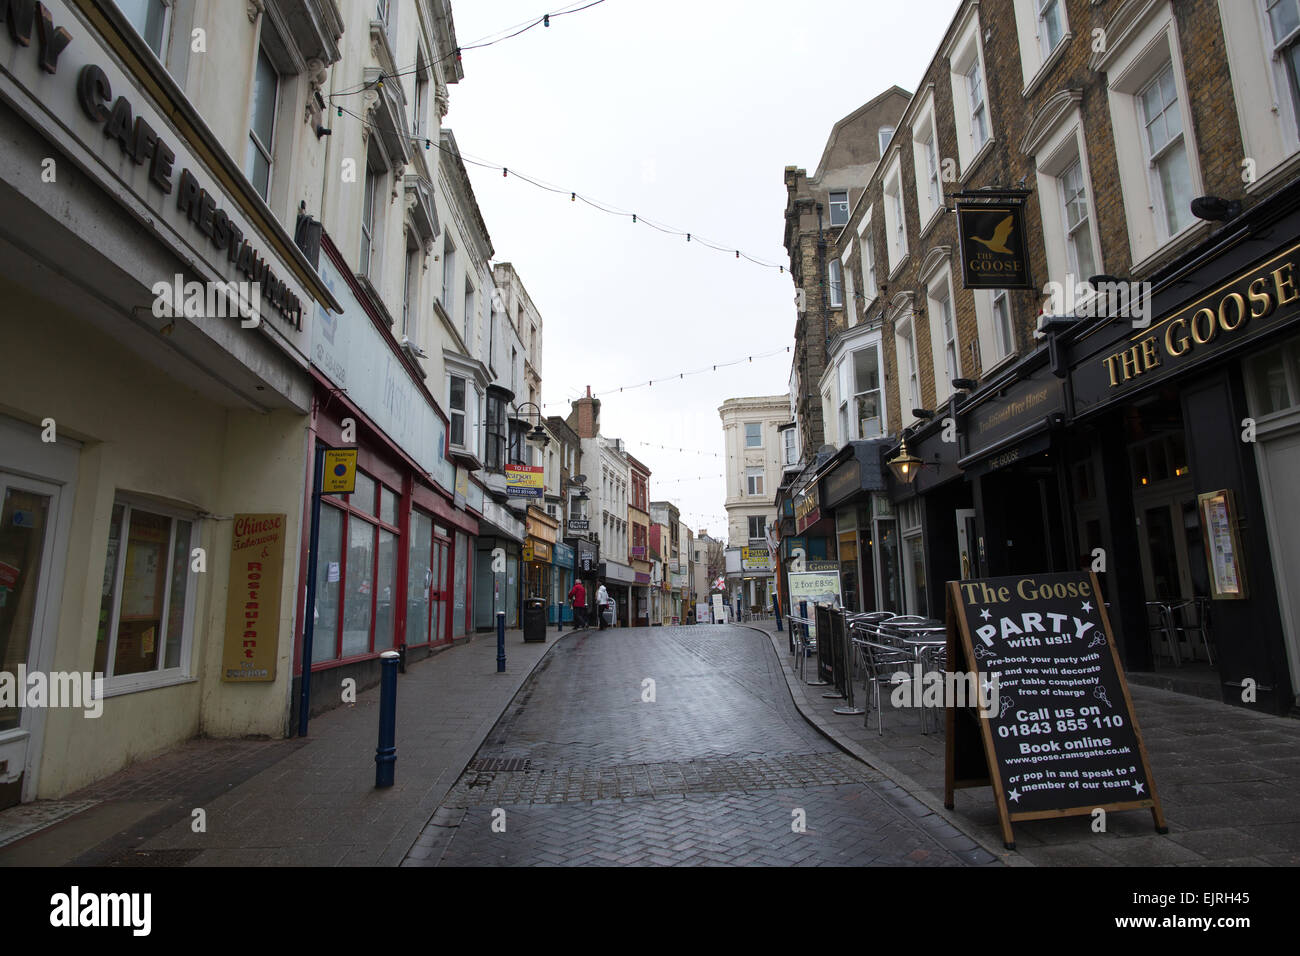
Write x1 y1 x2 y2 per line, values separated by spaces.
557 601 563 633
375 651 400 788
496 611 506 673
774 594 783 632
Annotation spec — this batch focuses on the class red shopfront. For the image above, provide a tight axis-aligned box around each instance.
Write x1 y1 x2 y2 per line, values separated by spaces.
291 236 478 729
293 385 478 724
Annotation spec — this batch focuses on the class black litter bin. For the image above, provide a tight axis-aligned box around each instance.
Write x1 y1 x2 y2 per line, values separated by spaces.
523 598 547 643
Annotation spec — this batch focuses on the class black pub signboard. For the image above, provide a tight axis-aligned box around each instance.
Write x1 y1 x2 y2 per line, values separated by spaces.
955 201 1033 290
944 571 1166 849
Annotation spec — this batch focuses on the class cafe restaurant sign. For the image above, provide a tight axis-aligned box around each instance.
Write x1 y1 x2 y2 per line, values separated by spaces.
1075 243 1300 414
956 201 1033 290
0 0 321 338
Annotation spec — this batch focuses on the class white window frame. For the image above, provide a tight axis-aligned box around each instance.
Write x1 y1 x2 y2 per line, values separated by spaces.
745 422 763 448
402 231 420 336
246 44 280 202
1097 2 1204 269
828 190 850 227
97 496 199 696
783 427 797 466
945 6 993 174
1218 0 1300 192
841 243 858 326
911 92 943 228
882 156 908 276
896 316 921 423
828 259 844 308
360 160 381 278
117 0 172 61
878 126 895 155
1012 0 1073 94
746 467 764 497
926 265 960 405
858 208 878 304
1027 104 1104 298
850 340 884 440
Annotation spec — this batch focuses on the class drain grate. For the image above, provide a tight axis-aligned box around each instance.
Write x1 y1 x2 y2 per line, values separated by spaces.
469 757 532 773
108 848 204 867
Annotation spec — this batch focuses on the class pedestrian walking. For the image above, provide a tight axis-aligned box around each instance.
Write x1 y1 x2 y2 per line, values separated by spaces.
568 580 588 628
597 581 611 630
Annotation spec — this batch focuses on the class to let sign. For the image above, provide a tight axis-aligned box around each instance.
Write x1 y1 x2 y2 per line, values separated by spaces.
222 514 286 681
944 571 1166 849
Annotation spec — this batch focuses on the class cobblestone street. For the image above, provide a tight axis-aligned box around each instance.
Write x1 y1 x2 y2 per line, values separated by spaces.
407 626 999 866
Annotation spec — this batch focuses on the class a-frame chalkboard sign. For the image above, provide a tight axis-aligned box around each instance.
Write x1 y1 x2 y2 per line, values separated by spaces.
944 571 1167 850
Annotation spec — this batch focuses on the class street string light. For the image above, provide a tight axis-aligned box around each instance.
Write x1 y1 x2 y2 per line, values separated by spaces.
329 103 791 275
540 345 793 410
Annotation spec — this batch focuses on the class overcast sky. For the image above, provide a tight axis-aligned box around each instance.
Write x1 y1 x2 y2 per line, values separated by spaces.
445 0 960 540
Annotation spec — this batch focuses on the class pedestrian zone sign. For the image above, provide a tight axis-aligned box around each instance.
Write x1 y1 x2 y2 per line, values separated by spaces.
322 449 358 494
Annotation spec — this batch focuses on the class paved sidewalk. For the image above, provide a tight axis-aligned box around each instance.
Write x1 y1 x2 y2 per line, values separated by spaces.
0 626 578 866
742 619 1300 866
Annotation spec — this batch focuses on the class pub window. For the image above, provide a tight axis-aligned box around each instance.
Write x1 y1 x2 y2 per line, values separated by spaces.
314 469 401 661
246 46 280 201
96 500 197 683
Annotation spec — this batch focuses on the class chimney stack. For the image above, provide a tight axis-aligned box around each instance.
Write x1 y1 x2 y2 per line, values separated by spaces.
568 385 601 439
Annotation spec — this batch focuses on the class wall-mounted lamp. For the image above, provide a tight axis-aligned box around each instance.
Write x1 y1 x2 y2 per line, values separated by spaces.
886 434 924 484
1191 196 1242 222
952 378 978 392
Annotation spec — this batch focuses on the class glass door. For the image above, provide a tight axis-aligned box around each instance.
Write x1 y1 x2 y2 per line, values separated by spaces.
0 475 58 809
432 537 449 644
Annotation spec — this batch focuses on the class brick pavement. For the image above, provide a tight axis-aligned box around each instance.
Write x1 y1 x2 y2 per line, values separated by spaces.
745 618 1300 866
0 627 560 867
410 624 1000 866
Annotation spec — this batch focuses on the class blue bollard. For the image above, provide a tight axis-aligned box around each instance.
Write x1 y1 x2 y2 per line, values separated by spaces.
497 611 506 672
557 601 563 633
375 651 400 788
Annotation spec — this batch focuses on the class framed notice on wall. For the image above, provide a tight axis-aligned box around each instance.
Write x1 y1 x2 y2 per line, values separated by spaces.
1198 489 1247 600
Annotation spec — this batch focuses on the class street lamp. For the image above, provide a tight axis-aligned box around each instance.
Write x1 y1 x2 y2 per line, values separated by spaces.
886 433 924 484
515 401 550 449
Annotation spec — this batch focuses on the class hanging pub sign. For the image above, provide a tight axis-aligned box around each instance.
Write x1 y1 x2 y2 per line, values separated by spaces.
944 571 1166 849
955 200 1033 290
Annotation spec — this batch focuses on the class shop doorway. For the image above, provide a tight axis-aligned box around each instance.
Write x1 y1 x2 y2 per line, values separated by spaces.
0 473 64 808
1126 400 1215 668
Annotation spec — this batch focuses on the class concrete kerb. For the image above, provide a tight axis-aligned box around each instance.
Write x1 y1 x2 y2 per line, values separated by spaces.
735 622 1025 867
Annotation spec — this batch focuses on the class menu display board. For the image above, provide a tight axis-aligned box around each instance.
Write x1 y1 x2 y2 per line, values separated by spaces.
944 571 1166 849
1198 489 1247 599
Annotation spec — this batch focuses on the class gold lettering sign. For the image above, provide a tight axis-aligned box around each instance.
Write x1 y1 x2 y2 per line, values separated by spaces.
1102 256 1295 388
222 513 286 682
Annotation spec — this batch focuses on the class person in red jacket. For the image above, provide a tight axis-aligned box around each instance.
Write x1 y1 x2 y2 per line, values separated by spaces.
567 580 588 628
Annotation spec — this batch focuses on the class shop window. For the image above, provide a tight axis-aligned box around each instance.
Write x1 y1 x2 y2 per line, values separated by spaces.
115 0 170 60
246 46 280 201
315 470 401 661
95 501 196 684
